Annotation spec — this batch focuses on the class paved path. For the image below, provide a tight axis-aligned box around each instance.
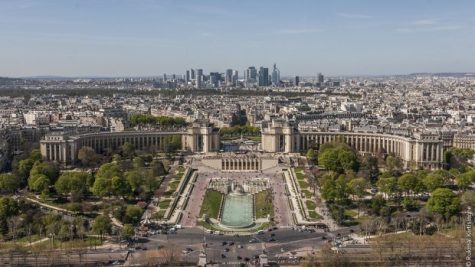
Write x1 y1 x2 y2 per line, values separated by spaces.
269 172 293 227
181 173 211 227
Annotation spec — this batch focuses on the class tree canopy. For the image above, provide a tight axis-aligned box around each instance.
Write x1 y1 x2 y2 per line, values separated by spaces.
129 114 187 127
55 171 91 201
318 142 359 173
0 173 21 193
427 188 460 219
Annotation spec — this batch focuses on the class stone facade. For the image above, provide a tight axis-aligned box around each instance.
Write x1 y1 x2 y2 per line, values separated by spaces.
453 133 475 150
262 120 444 169
40 122 220 164
201 153 278 172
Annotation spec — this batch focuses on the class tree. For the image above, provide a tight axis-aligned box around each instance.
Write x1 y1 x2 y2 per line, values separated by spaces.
0 196 19 237
0 196 19 219
143 172 161 193
29 149 42 162
92 215 112 242
334 175 350 204
92 162 122 197
445 147 475 169
0 173 21 193
29 161 59 184
111 176 131 198
121 142 135 158
77 146 98 167
318 143 358 173
92 177 111 197
112 154 122 163
398 173 424 196
150 160 167 176
28 174 50 192
359 155 379 183
385 155 402 174
17 158 35 183
427 188 460 220
455 171 475 191
124 205 143 225
348 178 368 199
423 170 450 192
320 172 338 202
371 195 386 216
121 224 135 240
306 148 316 162
54 172 90 201
132 157 144 169
376 177 398 199
125 170 143 193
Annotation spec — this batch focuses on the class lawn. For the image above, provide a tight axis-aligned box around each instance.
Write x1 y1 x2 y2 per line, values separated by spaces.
168 180 180 191
301 189 313 198
255 190 274 218
158 199 172 209
344 209 358 218
199 190 223 219
308 210 322 220
305 200 317 210
298 180 309 189
296 172 305 180
154 209 167 220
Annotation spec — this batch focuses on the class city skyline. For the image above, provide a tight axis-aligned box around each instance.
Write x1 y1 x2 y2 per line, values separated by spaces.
1 0 475 77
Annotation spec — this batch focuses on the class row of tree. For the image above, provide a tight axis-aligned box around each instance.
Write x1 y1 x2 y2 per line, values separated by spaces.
219 125 260 136
129 114 187 127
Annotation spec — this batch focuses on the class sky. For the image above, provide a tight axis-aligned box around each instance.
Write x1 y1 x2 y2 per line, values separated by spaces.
0 0 474 77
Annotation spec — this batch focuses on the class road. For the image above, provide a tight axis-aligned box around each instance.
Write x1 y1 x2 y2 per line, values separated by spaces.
127 226 359 265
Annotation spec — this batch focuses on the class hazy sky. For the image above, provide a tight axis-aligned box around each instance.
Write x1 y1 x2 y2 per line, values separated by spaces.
1 0 474 77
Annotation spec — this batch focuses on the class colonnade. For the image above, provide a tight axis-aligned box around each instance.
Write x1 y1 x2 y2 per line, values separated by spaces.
221 158 261 171
77 133 178 153
298 132 443 164
44 143 66 162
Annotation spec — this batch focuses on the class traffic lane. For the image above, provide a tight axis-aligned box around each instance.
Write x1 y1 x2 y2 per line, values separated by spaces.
146 228 328 246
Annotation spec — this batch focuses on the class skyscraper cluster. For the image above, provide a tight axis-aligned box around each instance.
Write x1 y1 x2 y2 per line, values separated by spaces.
172 65 325 89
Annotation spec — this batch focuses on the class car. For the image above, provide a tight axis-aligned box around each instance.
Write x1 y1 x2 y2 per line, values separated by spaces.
222 241 227 246
238 244 243 248
237 255 242 260
268 238 276 242
244 257 250 262
223 248 229 252
257 230 265 235
229 242 234 246
185 247 193 252
221 254 226 258
249 238 257 243
270 233 275 237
